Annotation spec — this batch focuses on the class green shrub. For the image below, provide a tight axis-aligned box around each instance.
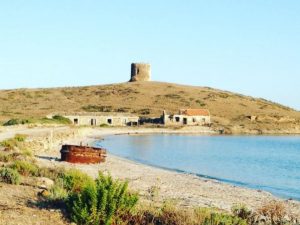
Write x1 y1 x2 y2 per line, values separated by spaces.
14 134 27 142
0 139 18 150
203 213 247 225
0 167 20 184
196 99 206 107
3 119 30 126
10 160 39 176
47 178 68 202
21 148 33 157
38 166 66 181
100 123 109 127
61 169 94 192
0 152 22 162
231 204 252 220
66 172 139 225
82 105 113 112
126 205 247 225
0 134 27 150
0 152 13 162
52 115 72 124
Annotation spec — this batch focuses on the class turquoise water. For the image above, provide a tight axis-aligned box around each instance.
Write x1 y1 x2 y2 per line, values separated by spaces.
96 135 300 200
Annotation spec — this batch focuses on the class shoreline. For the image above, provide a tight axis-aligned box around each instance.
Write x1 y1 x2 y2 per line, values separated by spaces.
2 126 299 216
59 127 300 215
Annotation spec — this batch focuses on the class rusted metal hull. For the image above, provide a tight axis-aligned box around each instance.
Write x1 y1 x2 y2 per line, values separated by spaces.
60 145 107 164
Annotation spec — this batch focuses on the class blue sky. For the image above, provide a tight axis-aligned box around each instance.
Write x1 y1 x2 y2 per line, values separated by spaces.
0 1 299 109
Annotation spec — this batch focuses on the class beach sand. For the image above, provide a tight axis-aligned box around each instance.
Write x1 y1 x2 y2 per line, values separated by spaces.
31 126 300 216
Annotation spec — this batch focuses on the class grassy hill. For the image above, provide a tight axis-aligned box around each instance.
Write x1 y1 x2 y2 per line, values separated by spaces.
1 81 300 133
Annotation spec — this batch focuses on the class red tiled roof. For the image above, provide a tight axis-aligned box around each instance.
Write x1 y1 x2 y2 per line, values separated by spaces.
180 109 210 116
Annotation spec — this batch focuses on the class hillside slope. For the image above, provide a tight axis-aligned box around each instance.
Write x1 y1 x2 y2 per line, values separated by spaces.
1 81 300 133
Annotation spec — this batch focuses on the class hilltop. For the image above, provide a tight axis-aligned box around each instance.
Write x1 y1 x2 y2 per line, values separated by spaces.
1 81 300 134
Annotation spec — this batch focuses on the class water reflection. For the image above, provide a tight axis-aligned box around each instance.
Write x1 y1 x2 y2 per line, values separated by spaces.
97 134 300 200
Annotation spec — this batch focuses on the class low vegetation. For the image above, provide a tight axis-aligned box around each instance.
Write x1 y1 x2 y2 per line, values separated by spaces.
42 170 299 225
82 105 113 112
60 168 95 192
1 82 300 133
0 134 299 225
46 115 72 125
0 167 20 184
3 118 31 126
2 115 71 126
10 160 39 176
66 173 139 225
0 134 27 150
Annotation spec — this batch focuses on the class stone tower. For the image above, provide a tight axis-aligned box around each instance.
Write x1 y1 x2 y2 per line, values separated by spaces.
130 63 151 82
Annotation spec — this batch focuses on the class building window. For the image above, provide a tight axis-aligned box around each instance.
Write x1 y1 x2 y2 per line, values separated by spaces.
107 119 112 124
74 118 78 125
202 118 206 123
193 118 196 123
91 119 96 126
175 117 180 122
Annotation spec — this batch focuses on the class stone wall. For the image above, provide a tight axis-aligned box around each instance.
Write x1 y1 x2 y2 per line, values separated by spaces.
163 114 211 126
130 63 151 82
65 115 139 126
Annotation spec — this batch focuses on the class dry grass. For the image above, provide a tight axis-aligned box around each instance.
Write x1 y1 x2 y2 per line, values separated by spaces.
256 201 289 224
0 81 300 133
0 182 69 225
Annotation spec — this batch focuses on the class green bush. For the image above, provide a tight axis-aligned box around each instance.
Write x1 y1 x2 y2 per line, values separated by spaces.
61 169 94 192
52 115 72 124
3 119 30 126
231 204 252 220
14 134 27 142
0 152 13 162
0 134 27 150
38 166 66 181
126 205 247 225
66 172 139 225
0 167 20 184
0 139 18 150
47 178 68 202
196 99 206 107
203 213 247 225
82 105 113 112
10 160 39 176
21 148 33 157
0 152 23 162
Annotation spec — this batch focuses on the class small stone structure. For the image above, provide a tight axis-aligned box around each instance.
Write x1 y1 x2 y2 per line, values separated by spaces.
60 145 107 164
63 113 139 127
163 109 211 126
130 63 151 82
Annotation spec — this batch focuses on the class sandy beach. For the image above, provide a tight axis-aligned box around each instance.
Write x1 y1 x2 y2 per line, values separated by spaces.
19 126 298 217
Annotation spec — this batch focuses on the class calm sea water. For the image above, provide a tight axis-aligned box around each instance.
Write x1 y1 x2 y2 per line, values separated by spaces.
96 134 300 200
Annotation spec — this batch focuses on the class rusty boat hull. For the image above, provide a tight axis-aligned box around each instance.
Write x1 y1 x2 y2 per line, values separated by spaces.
60 145 107 164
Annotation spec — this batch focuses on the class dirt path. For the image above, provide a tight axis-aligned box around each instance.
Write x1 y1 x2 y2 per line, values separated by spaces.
0 126 69 141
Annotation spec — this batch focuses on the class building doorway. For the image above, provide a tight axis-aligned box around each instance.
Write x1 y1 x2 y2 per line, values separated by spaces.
183 118 187 125
91 119 96 126
74 118 78 125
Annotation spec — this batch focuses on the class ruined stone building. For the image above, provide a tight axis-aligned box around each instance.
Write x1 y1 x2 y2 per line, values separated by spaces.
163 109 211 126
63 113 139 127
130 63 151 82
